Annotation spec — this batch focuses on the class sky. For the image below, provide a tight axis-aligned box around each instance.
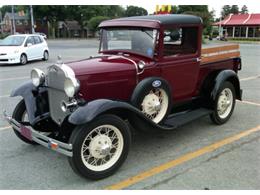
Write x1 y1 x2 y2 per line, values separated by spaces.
1 0 260 19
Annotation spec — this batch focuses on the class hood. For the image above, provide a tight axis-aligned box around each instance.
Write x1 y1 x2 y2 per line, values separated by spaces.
0 46 21 54
66 55 137 76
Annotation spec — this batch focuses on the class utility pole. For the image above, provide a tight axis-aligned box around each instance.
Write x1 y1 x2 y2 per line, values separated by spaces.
30 5 35 34
12 5 16 34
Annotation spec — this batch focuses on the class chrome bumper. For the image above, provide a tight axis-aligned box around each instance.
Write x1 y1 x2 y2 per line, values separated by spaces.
3 111 73 157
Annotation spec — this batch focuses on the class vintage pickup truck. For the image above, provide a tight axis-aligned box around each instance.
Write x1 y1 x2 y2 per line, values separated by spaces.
4 14 242 179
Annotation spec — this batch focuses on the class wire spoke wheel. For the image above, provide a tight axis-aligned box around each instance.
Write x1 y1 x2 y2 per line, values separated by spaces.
141 88 169 123
81 124 124 172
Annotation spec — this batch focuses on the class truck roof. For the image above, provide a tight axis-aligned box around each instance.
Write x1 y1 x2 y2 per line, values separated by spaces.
99 14 203 29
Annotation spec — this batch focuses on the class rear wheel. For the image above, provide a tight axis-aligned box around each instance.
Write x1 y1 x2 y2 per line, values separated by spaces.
20 54 27 65
12 100 37 145
68 114 131 180
210 81 236 125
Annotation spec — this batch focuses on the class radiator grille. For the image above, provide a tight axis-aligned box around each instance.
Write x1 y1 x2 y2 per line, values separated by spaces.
47 65 71 125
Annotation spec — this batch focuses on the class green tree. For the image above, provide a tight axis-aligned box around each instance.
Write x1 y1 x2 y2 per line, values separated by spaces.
221 5 231 19
88 16 110 32
125 6 148 17
230 5 239 14
240 5 248 14
176 5 214 35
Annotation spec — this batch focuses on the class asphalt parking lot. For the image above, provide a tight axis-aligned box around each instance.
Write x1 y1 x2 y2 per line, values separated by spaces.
0 39 259 189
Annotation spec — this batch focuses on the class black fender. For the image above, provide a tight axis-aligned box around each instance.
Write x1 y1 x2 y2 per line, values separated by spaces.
68 99 174 131
211 70 242 101
11 81 48 123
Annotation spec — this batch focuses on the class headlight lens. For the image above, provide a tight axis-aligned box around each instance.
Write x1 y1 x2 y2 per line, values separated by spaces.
31 68 45 87
64 77 80 97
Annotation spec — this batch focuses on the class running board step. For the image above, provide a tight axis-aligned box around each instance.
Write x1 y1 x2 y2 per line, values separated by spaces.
163 108 212 128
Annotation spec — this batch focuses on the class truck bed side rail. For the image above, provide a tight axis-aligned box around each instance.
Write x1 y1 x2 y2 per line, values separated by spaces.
201 44 240 64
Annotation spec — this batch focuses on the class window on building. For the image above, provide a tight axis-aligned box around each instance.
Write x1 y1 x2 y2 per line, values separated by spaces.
248 27 254 37
255 27 260 37
16 20 22 25
241 27 247 37
163 27 198 57
234 27 240 37
227 27 233 37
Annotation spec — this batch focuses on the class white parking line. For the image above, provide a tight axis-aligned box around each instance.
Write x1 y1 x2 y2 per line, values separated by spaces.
0 126 11 131
240 75 260 81
0 76 28 82
0 95 9 98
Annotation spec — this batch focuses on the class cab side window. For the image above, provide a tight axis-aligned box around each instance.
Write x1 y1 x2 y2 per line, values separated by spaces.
163 27 198 57
25 36 35 46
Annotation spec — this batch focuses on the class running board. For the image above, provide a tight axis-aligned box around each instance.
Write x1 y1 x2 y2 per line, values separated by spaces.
162 108 212 128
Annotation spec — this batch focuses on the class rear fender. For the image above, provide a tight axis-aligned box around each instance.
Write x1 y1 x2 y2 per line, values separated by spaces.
212 70 242 101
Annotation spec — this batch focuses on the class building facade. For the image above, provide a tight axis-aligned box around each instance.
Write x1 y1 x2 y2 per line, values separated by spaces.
2 12 30 34
214 13 260 39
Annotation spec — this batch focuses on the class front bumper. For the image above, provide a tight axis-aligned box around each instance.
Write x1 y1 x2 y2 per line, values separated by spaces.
3 111 73 157
0 54 20 64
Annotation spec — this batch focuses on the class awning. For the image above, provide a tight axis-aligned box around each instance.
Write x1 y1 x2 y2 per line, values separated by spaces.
214 13 260 26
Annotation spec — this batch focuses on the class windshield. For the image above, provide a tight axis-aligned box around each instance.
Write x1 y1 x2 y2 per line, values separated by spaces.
0 36 26 46
100 28 158 58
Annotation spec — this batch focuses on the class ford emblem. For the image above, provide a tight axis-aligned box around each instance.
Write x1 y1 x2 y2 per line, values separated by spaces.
152 80 161 88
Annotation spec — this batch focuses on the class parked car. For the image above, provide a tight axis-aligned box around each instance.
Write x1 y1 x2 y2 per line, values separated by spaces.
4 15 242 180
0 34 49 65
35 32 47 39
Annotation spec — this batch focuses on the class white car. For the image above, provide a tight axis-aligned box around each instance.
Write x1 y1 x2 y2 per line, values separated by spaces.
0 34 49 65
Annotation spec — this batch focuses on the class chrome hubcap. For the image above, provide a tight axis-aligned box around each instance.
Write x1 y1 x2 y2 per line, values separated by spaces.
217 88 233 119
81 125 123 171
141 88 169 123
89 135 112 158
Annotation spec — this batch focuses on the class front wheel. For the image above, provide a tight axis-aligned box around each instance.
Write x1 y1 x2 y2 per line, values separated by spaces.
20 54 27 65
210 81 236 125
68 114 131 180
12 100 37 144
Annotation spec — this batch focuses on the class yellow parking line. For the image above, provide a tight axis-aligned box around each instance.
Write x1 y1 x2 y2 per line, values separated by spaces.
240 75 260 81
105 125 260 190
0 126 11 131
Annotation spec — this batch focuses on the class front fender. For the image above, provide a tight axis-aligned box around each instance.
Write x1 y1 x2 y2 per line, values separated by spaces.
211 70 242 101
68 99 169 130
68 99 138 125
11 81 35 97
11 81 48 123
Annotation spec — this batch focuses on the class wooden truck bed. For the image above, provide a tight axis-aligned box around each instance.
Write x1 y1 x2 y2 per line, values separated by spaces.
201 44 240 64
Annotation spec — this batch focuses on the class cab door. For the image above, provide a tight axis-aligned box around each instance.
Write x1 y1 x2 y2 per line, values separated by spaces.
159 25 201 102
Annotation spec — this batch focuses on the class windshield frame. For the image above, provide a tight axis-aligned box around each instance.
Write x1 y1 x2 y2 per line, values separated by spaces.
99 27 159 59
0 35 26 46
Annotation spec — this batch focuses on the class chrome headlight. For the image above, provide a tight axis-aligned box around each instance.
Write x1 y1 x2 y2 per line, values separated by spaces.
64 77 80 97
31 68 45 87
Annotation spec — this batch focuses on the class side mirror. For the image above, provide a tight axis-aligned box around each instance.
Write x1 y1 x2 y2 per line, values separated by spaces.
26 43 32 47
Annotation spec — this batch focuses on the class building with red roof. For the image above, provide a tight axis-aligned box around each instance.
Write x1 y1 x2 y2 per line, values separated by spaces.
214 13 260 39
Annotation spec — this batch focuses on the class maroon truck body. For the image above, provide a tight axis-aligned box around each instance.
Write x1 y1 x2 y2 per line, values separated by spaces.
5 14 242 180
